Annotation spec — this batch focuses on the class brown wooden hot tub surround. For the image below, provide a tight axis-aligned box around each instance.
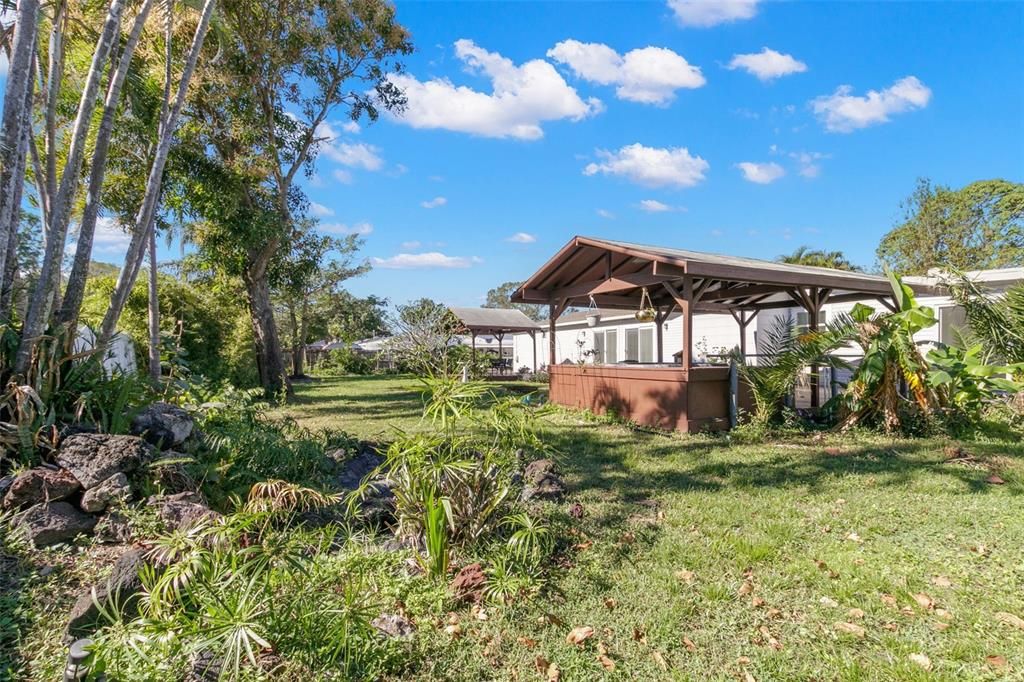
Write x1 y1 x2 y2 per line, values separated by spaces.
550 363 747 433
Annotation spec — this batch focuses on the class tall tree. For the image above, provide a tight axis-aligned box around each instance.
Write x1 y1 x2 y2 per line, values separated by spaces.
777 246 862 271
177 0 411 395
273 225 369 377
877 179 1024 275
482 280 547 320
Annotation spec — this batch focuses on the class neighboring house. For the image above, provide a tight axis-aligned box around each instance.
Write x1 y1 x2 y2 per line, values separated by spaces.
74 325 137 376
512 267 1024 390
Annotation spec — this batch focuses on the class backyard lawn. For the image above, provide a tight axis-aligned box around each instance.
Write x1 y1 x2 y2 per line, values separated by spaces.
274 376 1024 681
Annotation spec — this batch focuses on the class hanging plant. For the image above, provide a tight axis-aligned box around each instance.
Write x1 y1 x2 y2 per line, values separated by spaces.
586 295 601 327
635 287 656 322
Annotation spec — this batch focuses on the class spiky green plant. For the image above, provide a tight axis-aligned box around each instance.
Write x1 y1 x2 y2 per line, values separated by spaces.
422 491 450 579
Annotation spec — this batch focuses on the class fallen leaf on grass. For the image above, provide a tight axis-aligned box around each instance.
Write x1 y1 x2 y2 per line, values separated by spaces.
908 653 932 671
820 596 839 608
546 662 561 682
652 650 668 670
675 570 695 583
880 594 897 608
935 608 952 620
996 612 1024 630
603 598 617 610
444 623 462 637
986 475 1005 485
471 604 489 621
846 531 863 543
574 540 593 551
913 593 934 610
534 656 549 674
847 608 865 620
752 596 766 608
986 655 1008 669
566 626 594 645
834 622 866 638
538 614 564 627
930 575 952 588
932 621 950 632
619 532 636 545
632 627 648 645
759 626 781 650
738 580 754 597
517 636 537 649
682 636 697 652
596 644 615 671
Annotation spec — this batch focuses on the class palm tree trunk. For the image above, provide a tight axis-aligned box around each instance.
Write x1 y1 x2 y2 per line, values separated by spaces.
13 0 126 375
97 0 216 350
0 0 40 298
56 0 156 329
147 229 161 383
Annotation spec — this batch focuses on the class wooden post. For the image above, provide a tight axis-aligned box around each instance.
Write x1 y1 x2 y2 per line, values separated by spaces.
808 288 821 409
681 276 693 371
471 333 476 362
496 332 504 374
529 330 537 372
655 310 664 363
731 309 754 361
548 303 558 367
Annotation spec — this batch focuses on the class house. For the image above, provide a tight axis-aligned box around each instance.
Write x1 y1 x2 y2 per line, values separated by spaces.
508 235 1020 431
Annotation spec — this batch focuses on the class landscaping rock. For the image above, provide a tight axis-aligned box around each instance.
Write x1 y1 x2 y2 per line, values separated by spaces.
16 502 97 547
2 468 81 509
131 402 194 448
148 491 221 530
451 562 486 603
185 649 222 682
334 448 384 490
80 473 130 513
56 434 152 489
379 532 424 553
371 613 415 639
66 549 146 639
0 475 14 500
520 459 566 502
94 511 134 544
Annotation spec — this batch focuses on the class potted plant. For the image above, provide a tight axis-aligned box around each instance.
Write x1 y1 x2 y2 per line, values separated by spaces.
634 288 656 322
585 296 600 327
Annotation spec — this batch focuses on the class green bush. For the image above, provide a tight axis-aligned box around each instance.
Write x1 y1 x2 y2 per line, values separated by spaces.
318 347 376 376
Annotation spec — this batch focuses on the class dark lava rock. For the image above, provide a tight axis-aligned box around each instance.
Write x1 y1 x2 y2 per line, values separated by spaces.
80 473 131 513
451 562 486 603
148 491 221 530
185 649 222 682
520 458 567 502
16 502 97 547
66 549 147 639
371 613 415 638
3 468 81 510
94 510 134 544
56 434 152 489
131 402 195 448
335 448 385 490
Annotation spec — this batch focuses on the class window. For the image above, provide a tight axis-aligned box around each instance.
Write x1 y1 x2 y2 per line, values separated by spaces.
624 327 655 363
593 330 617 363
939 306 969 346
795 310 827 334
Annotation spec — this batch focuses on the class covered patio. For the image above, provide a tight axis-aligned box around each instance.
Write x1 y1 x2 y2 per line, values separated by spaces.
512 236 932 432
448 307 544 373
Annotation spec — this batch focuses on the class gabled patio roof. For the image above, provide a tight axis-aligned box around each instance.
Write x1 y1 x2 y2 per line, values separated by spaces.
448 306 543 335
512 236 933 314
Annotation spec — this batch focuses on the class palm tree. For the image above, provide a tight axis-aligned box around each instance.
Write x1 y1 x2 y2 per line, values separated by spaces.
778 246 862 272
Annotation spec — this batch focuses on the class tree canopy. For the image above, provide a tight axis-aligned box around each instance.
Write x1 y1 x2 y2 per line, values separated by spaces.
777 246 862 271
877 179 1024 275
482 281 546 321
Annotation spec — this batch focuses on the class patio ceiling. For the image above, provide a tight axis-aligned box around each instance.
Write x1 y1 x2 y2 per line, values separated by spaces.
511 236 936 315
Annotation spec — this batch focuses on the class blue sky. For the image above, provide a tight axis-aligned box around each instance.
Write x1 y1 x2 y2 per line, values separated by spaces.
7 0 1024 307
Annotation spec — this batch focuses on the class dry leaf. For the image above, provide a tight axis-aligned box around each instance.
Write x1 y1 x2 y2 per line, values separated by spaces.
752 596 766 608
603 598 617 610
517 636 537 649
930 575 952 588
447 612 460 625
820 596 839 608
847 608 865 620
932 621 950 632
985 655 1008 669
682 636 697 652
444 623 462 637
986 475 1005 485
935 608 952 620
471 604 489 621
574 541 593 551
632 627 648 645
652 650 668 670
882 622 898 632
834 622 866 638
908 653 932 671
759 626 781 650
546 662 560 682
767 608 782 619
737 655 751 665
880 594 897 608
538 614 564 627
534 656 549 674
996 612 1024 630
738 580 754 596
566 626 594 646
675 570 695 584
913 593 934 610
619 532 636 545
596 653 615 671
743 672 756 682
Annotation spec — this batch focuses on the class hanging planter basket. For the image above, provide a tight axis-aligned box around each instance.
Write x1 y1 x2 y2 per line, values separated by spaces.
634 287 657 322
586 295 600 327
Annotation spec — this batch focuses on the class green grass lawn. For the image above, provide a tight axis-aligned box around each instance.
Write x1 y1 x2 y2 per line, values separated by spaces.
276 375 1024 681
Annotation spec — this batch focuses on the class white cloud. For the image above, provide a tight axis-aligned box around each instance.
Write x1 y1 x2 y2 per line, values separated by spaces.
84 217 132 256
547 40 704 105
323 141 383 171
584 143 709 188
811 76 932 133
309 202 334 217
321 221 374 236
506 232 536 243
386 39 602 140
421 196 447 209
333 169 353 184
727 47 807 81
668 0 759 27
789 151 829 178
637 199 684 213
400 240 422 251
736 161 785 184
371 252 482 269
341 120 360 134
596 208 615 219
